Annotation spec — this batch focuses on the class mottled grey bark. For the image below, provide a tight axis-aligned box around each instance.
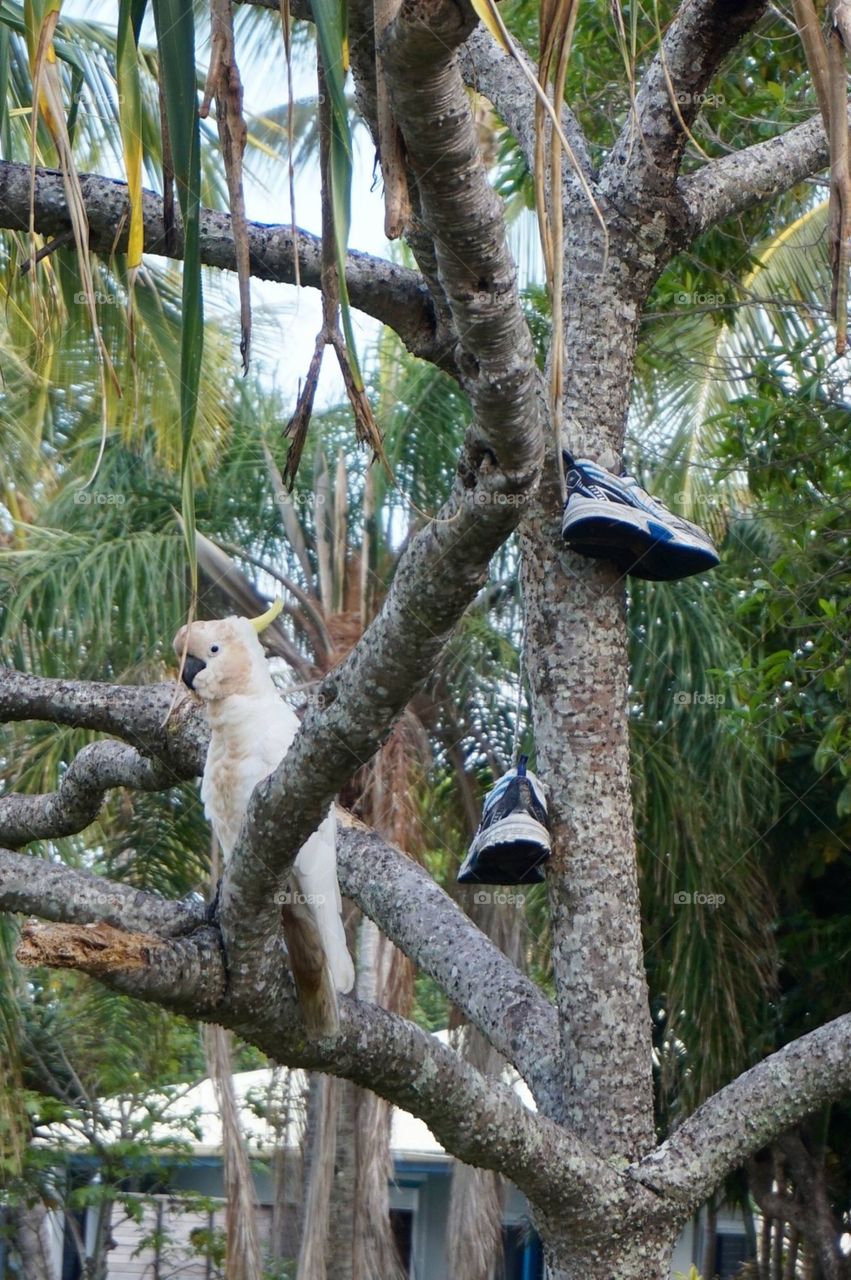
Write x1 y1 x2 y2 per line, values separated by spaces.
0 846 206 935
0 672 207 771
677 109 832 238
520 221 658 1162
538 1230 675 1280
0 163 445 368
635 1015 851 1213
0 740 180 847
458 28 593 182
337 818 562 1116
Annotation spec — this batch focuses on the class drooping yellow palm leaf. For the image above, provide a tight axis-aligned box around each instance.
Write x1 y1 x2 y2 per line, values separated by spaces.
116 0 145 274
24 0 120 486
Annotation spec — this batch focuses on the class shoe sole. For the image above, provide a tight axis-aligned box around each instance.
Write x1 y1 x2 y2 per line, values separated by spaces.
561 499 720 581
458 815 552 885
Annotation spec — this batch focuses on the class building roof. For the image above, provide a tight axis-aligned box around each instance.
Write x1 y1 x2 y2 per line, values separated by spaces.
43 1030 535 1164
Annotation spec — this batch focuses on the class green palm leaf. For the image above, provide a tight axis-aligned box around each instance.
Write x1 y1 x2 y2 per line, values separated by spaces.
152 0 203 598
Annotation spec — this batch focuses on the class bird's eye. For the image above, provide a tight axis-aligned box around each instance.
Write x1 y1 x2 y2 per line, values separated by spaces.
210 644 220 654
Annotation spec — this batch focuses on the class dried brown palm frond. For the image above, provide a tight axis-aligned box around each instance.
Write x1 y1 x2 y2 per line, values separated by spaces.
373 0 411 237
200 0 252 372
298 1074 339 1280
282 61 389 489
792 0 851 352
445 896 527 1278
446 1024 506 1280
535 0 580 494
204 834 263 1280
25 0 119 486
204 1022 264 1280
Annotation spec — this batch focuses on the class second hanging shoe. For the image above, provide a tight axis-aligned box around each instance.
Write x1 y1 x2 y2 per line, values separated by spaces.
561 452 720 581
457 757 552 886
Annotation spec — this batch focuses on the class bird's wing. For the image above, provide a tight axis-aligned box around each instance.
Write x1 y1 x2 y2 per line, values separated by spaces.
250 696 300 774
202 694 299 858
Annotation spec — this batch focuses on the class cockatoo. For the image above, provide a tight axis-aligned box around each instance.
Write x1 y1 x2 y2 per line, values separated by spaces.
172 601 354 1036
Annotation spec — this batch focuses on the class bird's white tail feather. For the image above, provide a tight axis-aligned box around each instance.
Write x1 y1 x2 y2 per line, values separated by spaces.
294 815 354 995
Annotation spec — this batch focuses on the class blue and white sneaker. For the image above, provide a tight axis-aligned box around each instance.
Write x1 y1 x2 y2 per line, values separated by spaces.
457 757 551 886
561 453 720 581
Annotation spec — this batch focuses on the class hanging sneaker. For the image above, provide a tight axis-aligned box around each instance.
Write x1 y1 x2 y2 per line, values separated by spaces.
560 452 720 581
457 757 552 886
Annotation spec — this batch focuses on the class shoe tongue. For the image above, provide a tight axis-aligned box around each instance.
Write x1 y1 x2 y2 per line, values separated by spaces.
516 754 528 777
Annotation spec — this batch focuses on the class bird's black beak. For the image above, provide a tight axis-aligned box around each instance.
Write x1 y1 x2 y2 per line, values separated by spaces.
181 655 206 689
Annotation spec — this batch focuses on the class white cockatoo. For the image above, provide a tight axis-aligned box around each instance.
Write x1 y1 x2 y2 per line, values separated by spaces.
172 601 354 1036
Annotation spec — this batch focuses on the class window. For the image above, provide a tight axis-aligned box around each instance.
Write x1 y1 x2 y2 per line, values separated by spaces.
497 1225 544 1280
390 1207 414 1275
715 1231 750 1279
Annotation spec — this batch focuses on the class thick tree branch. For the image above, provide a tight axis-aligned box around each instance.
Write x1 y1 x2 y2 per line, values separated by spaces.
0 847 206 936
677 109 835 238
0 162 449 369
239 996 632 1224
381 0 539 429
0 741 181 848
0 848 624 1222
16 919 227 1011
632 1013 851 1215
0 670 207 773
458 28 593 182
605 0 767 198
336 816 563 1116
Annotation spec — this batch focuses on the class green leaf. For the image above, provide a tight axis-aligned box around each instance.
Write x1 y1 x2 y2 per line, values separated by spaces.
152 0 203 595
0 22 10 156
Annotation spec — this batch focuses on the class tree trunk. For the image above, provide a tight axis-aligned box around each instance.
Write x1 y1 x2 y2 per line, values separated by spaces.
445 1029 504 1280
84 1194 113 1280
703 1197 718 1280
270 1066 304 1268
205 1024 263 1280
539 1227 675 1280
13 1202 58 1280
350 920 407 1280
297 1075 338 1280
780 1127 849 1280
783 1227 799 1280
325 1080 356 1280
522 233 658 1159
